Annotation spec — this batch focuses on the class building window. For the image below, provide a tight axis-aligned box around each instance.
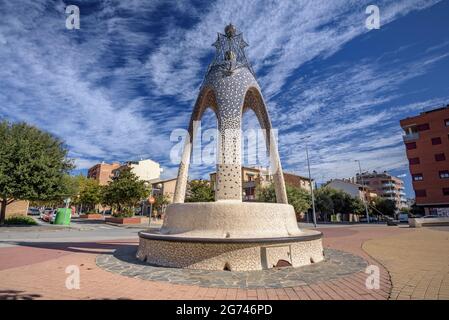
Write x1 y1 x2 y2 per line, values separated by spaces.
440 171 449 179
409 157 420 165
415 189 427 197
412 174 423 181
406 142 417 150
443 188 449 196
445 119 449 127
435 153 446 161
432 137 442 145
416 123 430 131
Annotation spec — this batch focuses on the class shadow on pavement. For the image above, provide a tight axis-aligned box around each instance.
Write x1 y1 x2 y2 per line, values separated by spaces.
71 218 107 225
2 240 138 255
0 290 42 300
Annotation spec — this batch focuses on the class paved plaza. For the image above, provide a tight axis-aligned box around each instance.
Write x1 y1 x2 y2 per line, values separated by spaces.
0 222 448 300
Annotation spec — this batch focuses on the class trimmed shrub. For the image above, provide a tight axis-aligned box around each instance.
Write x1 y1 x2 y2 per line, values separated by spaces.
5 215 37 225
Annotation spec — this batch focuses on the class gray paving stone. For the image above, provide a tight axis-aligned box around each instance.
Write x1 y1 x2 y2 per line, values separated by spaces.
96 246 367 289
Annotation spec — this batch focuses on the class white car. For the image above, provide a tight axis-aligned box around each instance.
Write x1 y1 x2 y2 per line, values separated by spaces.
50 209 58 223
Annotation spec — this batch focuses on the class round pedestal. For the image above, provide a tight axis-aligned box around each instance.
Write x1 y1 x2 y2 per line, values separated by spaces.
137 202 324 271
160 202 302 238
137 231 323 271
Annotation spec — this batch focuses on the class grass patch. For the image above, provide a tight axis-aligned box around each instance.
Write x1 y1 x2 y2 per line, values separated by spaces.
5 215 37 225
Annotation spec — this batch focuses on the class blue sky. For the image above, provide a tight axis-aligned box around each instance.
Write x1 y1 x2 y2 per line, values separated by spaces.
1 0 449 198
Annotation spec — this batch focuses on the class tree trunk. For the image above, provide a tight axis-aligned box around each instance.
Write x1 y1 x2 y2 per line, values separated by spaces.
0 198 7 225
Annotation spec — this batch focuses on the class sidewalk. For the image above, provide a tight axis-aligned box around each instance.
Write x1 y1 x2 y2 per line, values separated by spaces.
364 227 449 300
0 225 401 300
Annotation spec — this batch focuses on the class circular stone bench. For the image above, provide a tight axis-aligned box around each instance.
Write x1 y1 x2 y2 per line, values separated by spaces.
137 202 323 271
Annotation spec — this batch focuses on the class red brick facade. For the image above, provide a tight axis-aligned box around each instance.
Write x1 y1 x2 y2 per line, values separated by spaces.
400 105 449 214
87 162 121 186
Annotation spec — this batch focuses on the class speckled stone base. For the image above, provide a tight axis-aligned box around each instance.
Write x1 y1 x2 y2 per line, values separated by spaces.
136 231 324 271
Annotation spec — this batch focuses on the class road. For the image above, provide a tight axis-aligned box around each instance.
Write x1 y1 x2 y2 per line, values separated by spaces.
0 218 162 247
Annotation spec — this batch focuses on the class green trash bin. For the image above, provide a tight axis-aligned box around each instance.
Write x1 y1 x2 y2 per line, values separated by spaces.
54 208 71 225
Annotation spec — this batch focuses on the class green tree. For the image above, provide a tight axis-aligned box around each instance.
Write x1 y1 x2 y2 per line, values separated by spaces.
256 184 276 203
101 168 150 216
30 175 80 208
0 121 73 224
372 198 396 216
349 196 366 215
329 189 349 214
315 187 334 219
185 180 214 202
77 176 102 212
315 187 366 220
153 194 170 215
286 185 311 215
256 184 311 215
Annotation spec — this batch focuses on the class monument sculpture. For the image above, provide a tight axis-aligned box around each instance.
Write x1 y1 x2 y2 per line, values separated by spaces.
137 24 324 271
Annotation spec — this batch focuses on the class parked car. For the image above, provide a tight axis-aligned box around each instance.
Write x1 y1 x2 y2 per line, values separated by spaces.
398 213 409 223
41 209 56 223
40 211 50 222
360 216 379 223
50 210 57 223
27 207 40 216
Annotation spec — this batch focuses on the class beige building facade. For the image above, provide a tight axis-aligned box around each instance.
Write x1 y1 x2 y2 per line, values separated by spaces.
210 166 311 201
152 178 177 203
2 200 29 218
113 159 162 183
326 179 377 202
355 171 407 209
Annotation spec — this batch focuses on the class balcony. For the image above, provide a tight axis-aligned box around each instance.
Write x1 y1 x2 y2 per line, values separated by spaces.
382 183 395 188
403 132 419 142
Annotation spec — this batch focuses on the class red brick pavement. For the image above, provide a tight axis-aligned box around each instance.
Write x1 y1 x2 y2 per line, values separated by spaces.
0 226 410 300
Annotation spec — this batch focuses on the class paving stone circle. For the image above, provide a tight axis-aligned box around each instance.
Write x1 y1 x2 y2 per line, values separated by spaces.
96 246 367 289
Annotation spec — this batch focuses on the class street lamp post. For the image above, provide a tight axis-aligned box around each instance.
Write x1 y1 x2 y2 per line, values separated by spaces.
301 136 317 228
355 160 370 224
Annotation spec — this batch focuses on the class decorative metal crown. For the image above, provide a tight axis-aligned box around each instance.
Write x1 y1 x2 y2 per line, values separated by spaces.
207 24 255 76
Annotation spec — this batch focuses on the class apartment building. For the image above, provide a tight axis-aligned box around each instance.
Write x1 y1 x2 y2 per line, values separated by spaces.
87 162 121 185
355 171 407 209
112 159 163 183
209 166 312 201
326 179 377 202
151 178 177 203
400 105 449 215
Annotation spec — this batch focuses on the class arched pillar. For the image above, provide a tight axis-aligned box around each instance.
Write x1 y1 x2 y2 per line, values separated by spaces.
242 88 288 204
173 88 218 203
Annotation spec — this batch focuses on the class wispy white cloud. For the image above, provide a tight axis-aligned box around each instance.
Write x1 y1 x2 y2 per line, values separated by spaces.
274 50 449 183
0 0 447 196
146 0 440 101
